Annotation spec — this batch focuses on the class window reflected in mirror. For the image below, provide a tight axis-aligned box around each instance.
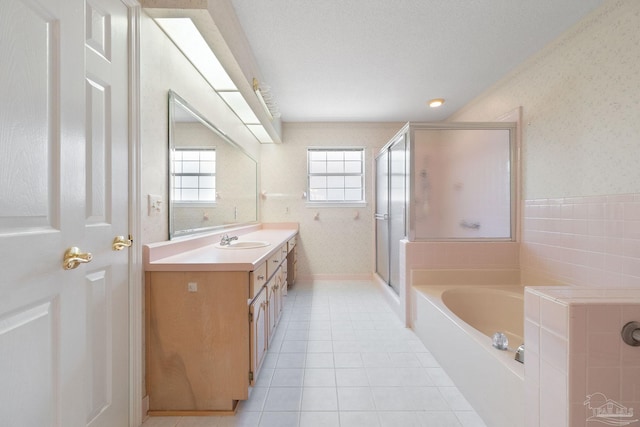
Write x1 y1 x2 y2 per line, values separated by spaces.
169 91 258 239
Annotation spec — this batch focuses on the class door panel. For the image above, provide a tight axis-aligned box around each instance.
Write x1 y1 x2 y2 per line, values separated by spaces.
0 0 130 426
84 0 129 426
0 0 56 233
375 136 406 293
389 136 407 294
86 269 111 421
375 150 389 283
1 1 85 426
267 279 277 342
250 288 267 386
0 300 57 427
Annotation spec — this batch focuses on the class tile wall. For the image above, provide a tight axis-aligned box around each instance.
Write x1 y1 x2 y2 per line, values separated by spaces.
399 241 520 325
525 287 640 427
521 194 640 288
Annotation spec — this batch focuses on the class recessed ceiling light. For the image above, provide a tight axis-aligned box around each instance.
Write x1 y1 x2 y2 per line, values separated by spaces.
428 98 445 108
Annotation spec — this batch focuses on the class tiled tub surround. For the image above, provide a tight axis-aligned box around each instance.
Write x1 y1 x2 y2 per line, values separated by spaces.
525 287 640 427
410 270 524 427
522 194 640 288
390 240 520 325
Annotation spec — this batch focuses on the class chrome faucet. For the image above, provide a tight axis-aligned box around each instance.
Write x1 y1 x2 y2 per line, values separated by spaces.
220 234 238 246
515 344 525 364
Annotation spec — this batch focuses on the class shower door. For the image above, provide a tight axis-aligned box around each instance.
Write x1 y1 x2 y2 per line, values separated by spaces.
375 134 407 294
375 150 390 284
388 136 407 293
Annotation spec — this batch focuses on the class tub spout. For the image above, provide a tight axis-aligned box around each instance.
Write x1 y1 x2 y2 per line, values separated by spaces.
515 344 525 364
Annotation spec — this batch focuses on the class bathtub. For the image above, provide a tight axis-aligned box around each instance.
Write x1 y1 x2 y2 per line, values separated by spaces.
411 284 524 427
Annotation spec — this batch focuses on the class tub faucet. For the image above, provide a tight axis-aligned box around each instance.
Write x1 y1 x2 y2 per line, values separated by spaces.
515 344 525 364
220 234 238 246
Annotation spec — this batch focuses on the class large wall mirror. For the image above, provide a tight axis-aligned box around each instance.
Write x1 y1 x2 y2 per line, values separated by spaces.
169 91 258 239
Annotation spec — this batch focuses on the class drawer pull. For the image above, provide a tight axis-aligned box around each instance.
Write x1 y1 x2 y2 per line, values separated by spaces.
273 259 279 263
258 275 265 280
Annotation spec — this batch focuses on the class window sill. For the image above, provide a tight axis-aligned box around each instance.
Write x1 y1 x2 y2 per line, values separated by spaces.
173 202 217 208
305 201 367 208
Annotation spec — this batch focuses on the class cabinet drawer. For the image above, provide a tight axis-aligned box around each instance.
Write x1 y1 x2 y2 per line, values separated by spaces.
287 236 296 253
250 262 267 299
280 244 288 259
266 248 282 278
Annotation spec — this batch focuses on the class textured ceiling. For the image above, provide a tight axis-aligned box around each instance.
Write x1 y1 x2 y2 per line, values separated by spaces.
230 0 605 122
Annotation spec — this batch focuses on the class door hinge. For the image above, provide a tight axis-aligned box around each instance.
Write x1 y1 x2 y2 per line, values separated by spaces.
249 371 254 382
249 312 253 322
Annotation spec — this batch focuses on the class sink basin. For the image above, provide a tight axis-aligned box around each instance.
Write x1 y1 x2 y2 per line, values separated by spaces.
215 240 271 249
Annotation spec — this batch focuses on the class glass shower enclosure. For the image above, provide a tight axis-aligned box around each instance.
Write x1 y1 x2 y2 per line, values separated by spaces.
375 122 517 294
375 133 407 294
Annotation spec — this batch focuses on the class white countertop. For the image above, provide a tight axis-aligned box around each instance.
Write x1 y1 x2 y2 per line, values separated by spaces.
144 224 298 272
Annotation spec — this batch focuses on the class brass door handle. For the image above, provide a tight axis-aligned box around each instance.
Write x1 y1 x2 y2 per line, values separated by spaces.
63 247 93 270
112 235 133 251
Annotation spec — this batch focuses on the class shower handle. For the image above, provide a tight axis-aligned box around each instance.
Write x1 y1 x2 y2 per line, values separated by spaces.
621 321 640 346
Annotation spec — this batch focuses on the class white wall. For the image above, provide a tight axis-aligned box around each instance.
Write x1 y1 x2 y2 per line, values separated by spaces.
260 122 402 280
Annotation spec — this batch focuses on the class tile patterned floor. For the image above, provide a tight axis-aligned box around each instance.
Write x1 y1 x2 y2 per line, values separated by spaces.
142 280 487 427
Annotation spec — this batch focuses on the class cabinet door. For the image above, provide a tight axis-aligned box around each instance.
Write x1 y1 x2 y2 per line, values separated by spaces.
250 288 268 386
287 245 297 286
275 268 284 320
266 276 278 342
281 258 288 296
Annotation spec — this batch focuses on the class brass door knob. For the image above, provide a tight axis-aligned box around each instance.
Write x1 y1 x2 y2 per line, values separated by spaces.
112 235 133 251
63 247 93 270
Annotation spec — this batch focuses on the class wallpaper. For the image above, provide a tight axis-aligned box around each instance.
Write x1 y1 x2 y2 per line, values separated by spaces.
260 122 402 280
449 0 640 200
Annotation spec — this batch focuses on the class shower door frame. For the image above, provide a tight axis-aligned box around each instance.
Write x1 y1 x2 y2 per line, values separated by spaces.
406 121 519 242
375 130 409 294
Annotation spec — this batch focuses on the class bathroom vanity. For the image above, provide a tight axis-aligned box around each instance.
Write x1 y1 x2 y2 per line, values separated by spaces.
143 224 298 415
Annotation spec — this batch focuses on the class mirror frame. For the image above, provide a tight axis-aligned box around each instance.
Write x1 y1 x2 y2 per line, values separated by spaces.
168 90 259 239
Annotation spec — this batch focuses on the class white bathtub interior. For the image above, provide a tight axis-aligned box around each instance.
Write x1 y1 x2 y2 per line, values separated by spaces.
410 270 524 427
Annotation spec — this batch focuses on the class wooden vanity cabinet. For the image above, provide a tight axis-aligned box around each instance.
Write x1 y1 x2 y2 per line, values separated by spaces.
266 265 285 342
145 234 296 415
145 271 250 414
266 272 278 342
249 262 267 298
286 236 297 288
249 287 268 386
276 266 285 320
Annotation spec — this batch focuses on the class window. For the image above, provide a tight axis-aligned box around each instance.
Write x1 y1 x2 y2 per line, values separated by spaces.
307 148 365 204
172 148 216 203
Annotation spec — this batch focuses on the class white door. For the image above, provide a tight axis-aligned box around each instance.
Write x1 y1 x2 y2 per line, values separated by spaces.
0 0 130 426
